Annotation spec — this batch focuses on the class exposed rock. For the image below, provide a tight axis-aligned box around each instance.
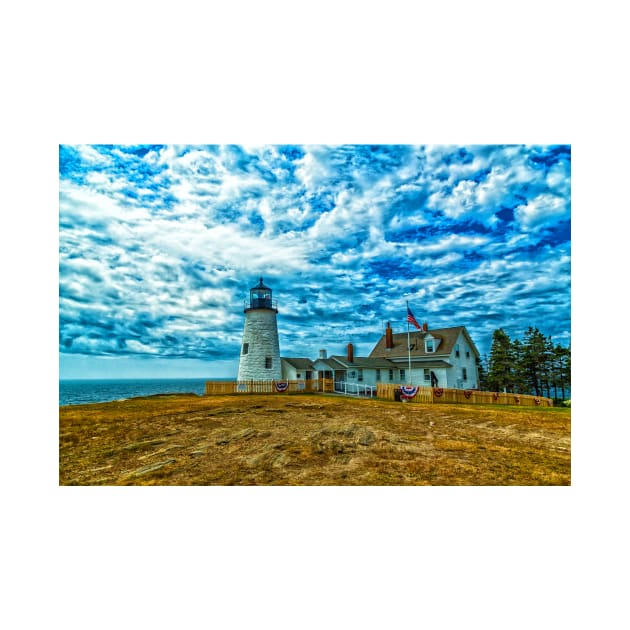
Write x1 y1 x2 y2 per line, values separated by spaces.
137 444 184 460
127 459 176 477
234 428 257 440
356 428 376 446
246 449 289 469
215 433 231 445
122 438 166 451
216 428 259 445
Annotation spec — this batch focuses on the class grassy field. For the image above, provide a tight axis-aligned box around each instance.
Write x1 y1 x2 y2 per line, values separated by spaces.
59 393 571 485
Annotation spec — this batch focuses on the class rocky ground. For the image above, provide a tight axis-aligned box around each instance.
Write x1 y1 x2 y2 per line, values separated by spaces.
59 393 571 485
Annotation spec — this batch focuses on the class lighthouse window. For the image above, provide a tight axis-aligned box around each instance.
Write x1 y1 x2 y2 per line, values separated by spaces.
265 356 273 369
242 343 249 355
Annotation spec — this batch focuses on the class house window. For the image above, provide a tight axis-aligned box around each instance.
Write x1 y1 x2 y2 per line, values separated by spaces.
400 369 406 381
455 343 460 358
424 368 430 382
358 369 364 382
242 343 249 355
425 339 434 353
388 369 394 381
462 367 467 381
376 369 381 381
466 350 470 358
265 357 273 369
297 373 302 379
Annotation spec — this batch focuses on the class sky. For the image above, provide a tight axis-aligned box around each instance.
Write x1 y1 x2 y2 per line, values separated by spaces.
59 144 571 378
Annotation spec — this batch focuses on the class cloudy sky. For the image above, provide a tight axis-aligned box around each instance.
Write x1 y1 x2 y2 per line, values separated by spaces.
59 144 570 378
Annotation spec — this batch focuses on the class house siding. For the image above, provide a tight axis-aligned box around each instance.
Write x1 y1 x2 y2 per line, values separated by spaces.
444 331 479 389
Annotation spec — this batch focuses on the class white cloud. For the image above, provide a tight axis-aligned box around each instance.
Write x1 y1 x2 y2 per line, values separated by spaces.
514 193 569 230
294 147 332 190
76 145 112 164
59 144 571 368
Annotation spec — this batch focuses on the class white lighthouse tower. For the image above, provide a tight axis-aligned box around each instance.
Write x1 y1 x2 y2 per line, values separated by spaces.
237 277 282 381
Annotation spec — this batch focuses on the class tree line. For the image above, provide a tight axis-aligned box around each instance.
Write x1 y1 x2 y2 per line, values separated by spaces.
478 327 571 400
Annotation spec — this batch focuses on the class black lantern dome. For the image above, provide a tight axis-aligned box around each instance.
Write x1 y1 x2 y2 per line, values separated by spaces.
245 277 277 312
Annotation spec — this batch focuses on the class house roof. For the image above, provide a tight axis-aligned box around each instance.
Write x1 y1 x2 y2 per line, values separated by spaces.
329 355 398 369
399 360 453 369
369 326 480 360
311 357 347 371
281 357 315 370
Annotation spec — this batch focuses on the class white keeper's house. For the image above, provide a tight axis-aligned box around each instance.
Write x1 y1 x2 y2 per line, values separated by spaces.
280 321 481 390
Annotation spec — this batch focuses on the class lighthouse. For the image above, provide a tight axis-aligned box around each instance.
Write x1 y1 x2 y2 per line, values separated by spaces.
237 277 282 381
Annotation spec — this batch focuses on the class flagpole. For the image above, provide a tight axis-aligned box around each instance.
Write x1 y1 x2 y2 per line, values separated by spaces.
406 300 412 385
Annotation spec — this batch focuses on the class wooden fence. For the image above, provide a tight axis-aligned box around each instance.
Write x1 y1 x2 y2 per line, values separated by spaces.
377 383 434 403
376 383 553 407
206 379 552 406
205 378 334 396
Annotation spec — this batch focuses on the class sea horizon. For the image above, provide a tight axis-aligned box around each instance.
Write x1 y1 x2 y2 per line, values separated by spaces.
59 376 234 406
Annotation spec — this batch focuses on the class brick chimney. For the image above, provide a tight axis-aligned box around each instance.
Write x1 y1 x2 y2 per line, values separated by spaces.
347 342 354 363
422 322 428 332
385 321 394 349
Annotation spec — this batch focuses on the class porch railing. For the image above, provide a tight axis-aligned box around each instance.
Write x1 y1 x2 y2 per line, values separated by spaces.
333 381 377 398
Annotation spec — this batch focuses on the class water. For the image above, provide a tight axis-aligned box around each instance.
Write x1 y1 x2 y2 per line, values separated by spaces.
59 378 231 406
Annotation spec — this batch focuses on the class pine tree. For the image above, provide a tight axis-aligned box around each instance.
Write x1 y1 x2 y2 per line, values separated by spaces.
511 338 526 393
477 354 489 391
554 343 571 400
521 327 548 396
487 329 515 392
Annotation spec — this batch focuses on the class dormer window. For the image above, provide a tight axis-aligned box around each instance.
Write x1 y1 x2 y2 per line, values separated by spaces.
425 338 434 353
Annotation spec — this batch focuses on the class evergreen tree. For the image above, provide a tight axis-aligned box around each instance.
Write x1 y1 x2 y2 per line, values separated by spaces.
510 338 527 393
487 329 515 392
485 326 571 398
477 354 489 391
553 343 571 400
521 327 548 396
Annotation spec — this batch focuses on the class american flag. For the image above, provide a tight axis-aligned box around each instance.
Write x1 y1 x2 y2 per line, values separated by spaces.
407 305 421 330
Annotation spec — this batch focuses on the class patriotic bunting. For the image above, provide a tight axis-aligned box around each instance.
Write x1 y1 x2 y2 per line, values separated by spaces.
400 385 420 399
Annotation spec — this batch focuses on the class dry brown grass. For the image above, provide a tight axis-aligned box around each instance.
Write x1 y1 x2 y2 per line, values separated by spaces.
59 393 571 485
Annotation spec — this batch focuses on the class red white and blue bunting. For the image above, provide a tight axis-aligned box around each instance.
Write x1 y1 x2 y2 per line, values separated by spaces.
274 381 289 393
400 385 420 399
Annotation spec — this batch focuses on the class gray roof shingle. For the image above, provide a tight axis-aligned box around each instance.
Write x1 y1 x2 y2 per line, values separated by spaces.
368 326 479 360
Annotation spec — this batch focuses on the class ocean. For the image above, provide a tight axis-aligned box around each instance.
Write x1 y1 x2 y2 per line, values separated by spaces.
59 378 231 406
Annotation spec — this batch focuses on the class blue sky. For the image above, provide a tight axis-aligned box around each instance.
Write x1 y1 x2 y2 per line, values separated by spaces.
59 144 570 378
